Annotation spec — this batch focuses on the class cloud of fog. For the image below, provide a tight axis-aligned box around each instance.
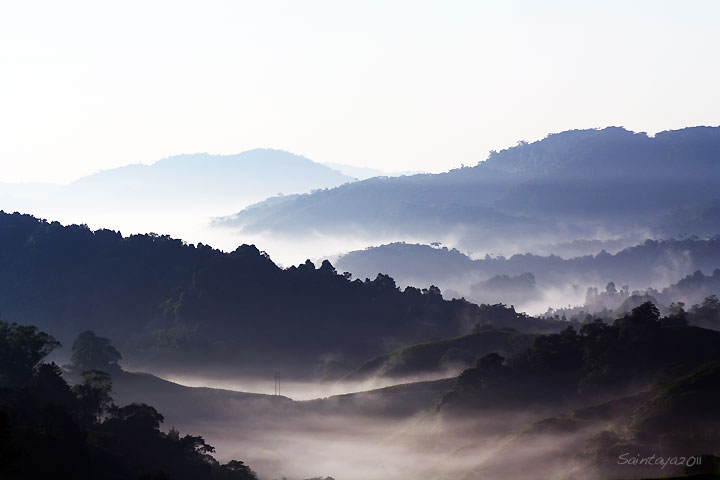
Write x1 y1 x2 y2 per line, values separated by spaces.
169 402 546 480
156 372 458 402
142 381 627 480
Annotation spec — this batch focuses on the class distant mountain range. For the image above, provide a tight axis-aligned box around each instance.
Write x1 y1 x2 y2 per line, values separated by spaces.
0 149 354 236
216 127 720 256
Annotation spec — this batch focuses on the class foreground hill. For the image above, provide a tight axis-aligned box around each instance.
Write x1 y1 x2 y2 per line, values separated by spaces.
217 127 720 254
427 303 720 479
0 212 556 378
111 370 454 425
7 306 720 479
343 325 538 383
0 321 258 480
451 362 720 480
440 303 720 416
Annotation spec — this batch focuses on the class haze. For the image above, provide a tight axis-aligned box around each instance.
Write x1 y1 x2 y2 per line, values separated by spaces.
2 3 720 480
2 0 720 183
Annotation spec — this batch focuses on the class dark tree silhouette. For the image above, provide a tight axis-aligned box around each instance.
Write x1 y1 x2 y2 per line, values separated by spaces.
73 369 114 424
0 319 258 479
0 322 60 389
70 330 122 373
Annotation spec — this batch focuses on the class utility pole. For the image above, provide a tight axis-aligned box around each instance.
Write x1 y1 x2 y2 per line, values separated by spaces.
274 372 280 396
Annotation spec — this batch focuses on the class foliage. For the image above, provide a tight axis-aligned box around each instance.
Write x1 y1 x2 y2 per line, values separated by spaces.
0 319 257 480
344 325 537 381
70 330 123 373
443 302 720 412
0 321 60 389
73 369 114 424
0 212 506 375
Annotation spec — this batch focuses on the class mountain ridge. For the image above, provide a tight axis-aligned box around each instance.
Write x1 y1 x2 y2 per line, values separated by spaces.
215 127 720 255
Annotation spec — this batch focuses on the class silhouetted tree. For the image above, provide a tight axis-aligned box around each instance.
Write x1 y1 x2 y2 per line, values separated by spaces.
73 369 113 424
70 330 122 373
0 322 60 388
0 319 259 479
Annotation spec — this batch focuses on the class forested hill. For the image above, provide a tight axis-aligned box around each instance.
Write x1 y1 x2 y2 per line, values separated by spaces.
335 237 720 291
0 212 560 378
216 127 720 244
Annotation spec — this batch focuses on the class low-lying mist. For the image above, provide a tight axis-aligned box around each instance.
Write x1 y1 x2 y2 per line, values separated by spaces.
119 376 540 480
115 370 655 480
154 371 459 402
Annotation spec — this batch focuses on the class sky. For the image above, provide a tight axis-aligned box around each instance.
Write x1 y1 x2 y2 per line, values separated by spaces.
1 0 719 184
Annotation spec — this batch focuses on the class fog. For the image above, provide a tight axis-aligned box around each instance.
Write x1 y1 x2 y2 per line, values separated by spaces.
12 197 701 318
7 196 713 323
111 368 651 480
158 372 460 402
116 377 534 480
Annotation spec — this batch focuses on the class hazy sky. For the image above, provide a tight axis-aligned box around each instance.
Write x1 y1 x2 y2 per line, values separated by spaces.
1 0 718 183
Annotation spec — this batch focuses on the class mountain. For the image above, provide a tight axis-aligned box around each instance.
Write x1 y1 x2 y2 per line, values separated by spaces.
321 162 422 180
58 149 353 214
0 149 354 244
334 237 720 312
216 127 720 255
2 212 555 379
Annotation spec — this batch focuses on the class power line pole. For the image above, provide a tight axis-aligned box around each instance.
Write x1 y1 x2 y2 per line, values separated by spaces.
274 372 280 396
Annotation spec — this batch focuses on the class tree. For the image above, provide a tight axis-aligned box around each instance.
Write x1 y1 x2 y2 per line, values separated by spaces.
73 369 114 424
223 460 255 476
70 330 122 373
105 403 165 433
0 321 60 388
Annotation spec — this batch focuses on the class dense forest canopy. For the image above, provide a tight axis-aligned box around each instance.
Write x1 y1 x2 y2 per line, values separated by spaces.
435 302 720 479
0 212 561 378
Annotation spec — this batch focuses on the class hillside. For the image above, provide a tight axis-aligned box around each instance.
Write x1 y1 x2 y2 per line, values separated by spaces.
216 127 720 254
0 212 550 379
424 304 720 479
439 304 720 416
0 321 258 480
450 360 720 480
343 326 538 382
334 237 720 312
